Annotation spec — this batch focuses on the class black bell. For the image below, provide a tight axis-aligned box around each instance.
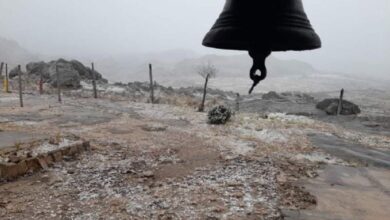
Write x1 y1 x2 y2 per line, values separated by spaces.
203 0 321 93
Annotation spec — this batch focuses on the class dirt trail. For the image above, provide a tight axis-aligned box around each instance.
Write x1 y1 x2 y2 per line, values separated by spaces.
284 165 390 220
284 133 390 220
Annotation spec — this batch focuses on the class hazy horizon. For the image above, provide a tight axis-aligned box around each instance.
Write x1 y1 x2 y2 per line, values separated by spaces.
1 0 389 78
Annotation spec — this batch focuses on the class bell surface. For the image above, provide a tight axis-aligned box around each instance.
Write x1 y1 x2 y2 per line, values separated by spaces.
203 0 322 52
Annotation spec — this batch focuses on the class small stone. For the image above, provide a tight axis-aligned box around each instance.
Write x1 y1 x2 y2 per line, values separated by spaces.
141 124 167 132
306 170 318 178
277 173 288 183
48 176 63 186
8 155 21 163
212 205 226 213
226 181 243 187
142 171 154 178
362 122 380 128
232 192 244 198
38 158 49 170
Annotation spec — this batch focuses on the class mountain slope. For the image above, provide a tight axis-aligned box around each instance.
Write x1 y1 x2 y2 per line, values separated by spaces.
0 36 38 66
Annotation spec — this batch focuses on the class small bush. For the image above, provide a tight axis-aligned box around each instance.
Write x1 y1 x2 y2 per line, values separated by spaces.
208 105 232 125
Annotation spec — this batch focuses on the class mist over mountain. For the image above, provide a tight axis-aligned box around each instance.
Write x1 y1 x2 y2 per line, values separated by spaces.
0 36 39 67
95 50 318 82
1 35 388 93
93 50 388 93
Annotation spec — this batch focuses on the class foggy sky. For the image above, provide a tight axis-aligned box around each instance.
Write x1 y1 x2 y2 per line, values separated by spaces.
0 0 389 77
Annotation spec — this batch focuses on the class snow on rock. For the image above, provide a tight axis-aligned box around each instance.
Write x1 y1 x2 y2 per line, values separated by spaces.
34 138 79 155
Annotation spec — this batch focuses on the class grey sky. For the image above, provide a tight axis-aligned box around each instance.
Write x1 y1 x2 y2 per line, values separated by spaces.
0 0 389 77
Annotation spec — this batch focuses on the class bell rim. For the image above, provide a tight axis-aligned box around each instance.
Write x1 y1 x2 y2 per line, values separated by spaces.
202 28 322 52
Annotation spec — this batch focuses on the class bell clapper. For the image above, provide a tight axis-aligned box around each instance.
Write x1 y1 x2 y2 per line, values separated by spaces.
248 49 271 94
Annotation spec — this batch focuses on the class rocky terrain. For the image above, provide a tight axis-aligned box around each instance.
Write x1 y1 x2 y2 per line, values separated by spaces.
0 78 389 219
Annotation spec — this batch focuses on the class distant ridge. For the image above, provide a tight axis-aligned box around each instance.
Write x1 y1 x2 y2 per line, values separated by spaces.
96 51 319 83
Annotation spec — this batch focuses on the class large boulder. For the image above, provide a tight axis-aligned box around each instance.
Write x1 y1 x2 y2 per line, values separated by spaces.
50 60 81 88
25 59 107 88
316 99 361 115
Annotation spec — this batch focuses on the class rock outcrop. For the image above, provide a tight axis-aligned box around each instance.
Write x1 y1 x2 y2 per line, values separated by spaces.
25 59 107 88
316 99 361 115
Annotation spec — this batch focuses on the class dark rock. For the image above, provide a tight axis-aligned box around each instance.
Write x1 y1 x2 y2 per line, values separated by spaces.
8 66 22 79
316 99 361 115
26 61 49 79
262 91 286 100
208 105 232 125
25 59 107 88
141 170 154 178
51 60 81 88
70 60 107 82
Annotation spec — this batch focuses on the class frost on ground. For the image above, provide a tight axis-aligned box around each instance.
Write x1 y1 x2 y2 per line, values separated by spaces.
0 92 387 219
54 156 281 219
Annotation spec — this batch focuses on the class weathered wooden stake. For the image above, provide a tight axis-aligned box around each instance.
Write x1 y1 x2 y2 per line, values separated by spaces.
149 63 154 103
91 62 98 99
18 65 23 107
199 74 210 112
39 72 43 95
5 63 9 93
0 62 3 77
235 93 240 112
337 88 344 116
56 64 62 103
0 62 3 92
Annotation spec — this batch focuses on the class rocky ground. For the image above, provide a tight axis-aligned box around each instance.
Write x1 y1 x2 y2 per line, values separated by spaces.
0 82 389 219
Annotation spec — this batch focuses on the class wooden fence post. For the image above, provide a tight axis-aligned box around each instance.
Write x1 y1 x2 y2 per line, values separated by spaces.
235 93 240 112
0 62 3 77
39 72 43 95
56 64 62 103
91 63 97 99
5 64 9 93
0 62 3 92
18 65 23 107
337 88 344 116
149 63 154 104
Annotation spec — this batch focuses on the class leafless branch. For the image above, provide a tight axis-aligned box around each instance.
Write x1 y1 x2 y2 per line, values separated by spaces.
196 62 217 79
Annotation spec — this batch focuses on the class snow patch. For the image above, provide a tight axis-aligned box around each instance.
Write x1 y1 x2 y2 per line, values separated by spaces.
236 128 289 144
268 113 314 124
295 152 344 164
34 138 78 155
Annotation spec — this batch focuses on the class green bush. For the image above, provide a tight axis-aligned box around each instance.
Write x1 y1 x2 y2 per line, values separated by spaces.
208 105 232 125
